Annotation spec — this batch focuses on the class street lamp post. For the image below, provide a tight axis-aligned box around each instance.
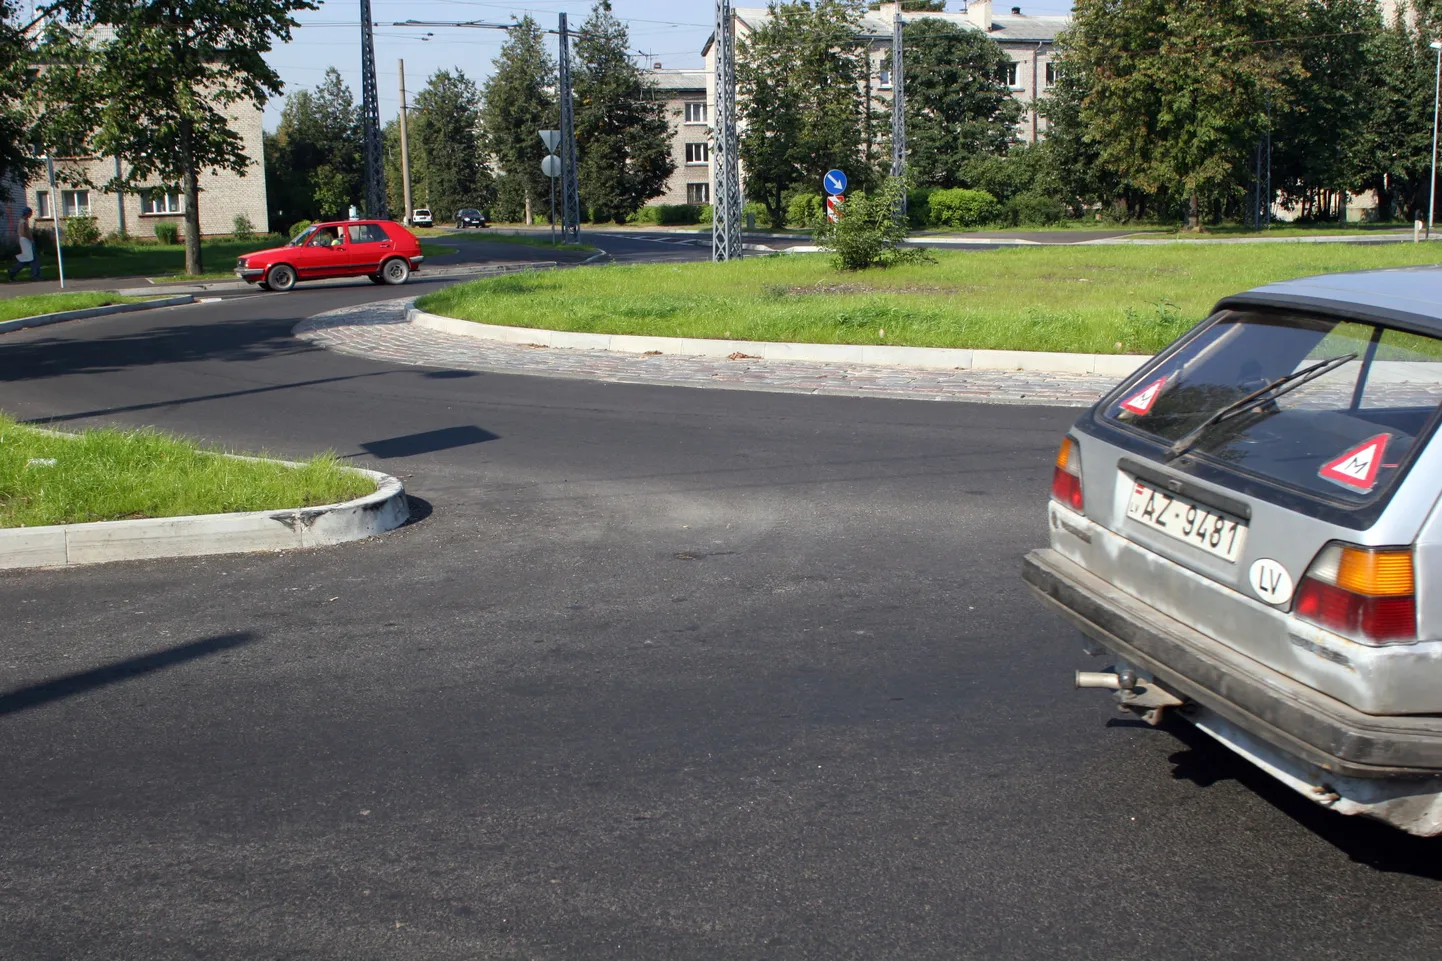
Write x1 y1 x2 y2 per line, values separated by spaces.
1429 40 1441 239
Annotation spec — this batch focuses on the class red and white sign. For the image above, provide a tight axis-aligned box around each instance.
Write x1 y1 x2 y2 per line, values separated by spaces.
826 194 844 223
1318 433 1391 492
1119 377 1166 416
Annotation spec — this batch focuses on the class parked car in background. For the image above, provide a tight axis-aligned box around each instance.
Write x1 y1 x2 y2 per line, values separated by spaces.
235 220 424 292
1025 267 1442 836
456 208 488 229
411 208 433 227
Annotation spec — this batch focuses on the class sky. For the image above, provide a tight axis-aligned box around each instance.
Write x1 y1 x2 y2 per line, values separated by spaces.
261 0 1074 131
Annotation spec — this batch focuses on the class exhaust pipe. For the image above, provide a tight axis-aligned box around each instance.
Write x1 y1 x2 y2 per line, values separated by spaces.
1075 670 1135 690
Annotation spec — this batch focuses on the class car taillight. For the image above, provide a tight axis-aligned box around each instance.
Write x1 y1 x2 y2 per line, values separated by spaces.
1050 436 1084 512
1294 543 1416 644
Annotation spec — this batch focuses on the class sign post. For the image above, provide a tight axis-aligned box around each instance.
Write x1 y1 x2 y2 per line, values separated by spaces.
539 130 562 246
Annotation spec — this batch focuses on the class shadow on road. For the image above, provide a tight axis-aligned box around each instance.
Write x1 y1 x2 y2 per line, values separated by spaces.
1162 716 1442 879
359 425 500 459
0 632 258 717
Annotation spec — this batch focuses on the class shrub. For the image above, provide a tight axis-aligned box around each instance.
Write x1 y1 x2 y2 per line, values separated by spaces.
288 219 313 239
906 188 934 230
629 204 703 226
927 188 1000 229
787 192 825 230
1005 191 1066 226
153 221 180 245
63 216 102 246
233 214 256 241
32 226 55 250
698 204 713 224
743 201 771 229
815 177 934 271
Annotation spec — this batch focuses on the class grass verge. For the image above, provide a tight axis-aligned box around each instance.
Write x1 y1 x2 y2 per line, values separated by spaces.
19 237 286 281
0 292 150 323
475 231 596 253
417 243 1442 355
0 414 375 528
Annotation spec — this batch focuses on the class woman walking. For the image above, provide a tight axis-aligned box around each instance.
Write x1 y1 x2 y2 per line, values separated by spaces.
7 207 41 282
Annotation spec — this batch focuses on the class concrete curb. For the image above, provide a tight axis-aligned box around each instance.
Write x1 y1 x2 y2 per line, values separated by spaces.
0 459 409 571
406 307 1149 377
0 294 195 334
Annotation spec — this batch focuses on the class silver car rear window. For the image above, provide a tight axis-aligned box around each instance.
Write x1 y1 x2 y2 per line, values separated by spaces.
1099 308 1442 512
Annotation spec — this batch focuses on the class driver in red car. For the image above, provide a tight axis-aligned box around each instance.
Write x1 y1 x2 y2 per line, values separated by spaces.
310 225 341 247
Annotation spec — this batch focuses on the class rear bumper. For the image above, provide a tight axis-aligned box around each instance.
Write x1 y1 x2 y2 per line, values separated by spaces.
1023 547 1442 777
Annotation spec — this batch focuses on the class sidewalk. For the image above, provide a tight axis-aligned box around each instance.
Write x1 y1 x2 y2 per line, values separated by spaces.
296 299 1116 408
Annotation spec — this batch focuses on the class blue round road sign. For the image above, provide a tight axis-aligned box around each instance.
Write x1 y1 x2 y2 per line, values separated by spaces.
823 169 847 195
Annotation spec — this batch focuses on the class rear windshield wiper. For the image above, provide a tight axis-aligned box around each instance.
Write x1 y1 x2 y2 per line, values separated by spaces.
1163 352 1357 462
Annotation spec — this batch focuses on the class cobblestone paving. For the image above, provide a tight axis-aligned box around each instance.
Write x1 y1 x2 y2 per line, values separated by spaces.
295 299 1119 407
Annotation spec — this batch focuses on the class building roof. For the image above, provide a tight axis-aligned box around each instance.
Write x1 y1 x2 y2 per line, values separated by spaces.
647 69 707 93
1223 267 1442 329
986 14 1069 43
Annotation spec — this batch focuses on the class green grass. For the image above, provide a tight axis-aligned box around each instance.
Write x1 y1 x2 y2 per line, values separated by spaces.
475 231 596 253
1152 222 1415 239
416 243 1442 355
20 237 284 281
0 292 149 323
0 414 375 528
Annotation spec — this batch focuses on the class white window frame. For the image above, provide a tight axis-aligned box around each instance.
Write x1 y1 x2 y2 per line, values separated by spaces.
60 189 90 218
878 66 892 90
686 182 710 205
140 189 183 215
683 101 708 124
1000 61 1020 89
1044 61 1056 86
34 189 51 220
684 142 710 166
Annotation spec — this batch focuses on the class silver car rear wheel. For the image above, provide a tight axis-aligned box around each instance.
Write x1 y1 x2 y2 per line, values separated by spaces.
380 257 410 285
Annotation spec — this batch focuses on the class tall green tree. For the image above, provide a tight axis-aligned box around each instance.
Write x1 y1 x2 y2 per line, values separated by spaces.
1355 10 1441 220
264 68 363 226
901 18 1021 188
1062 0 1302 227
412 68 492 220
739 0 869 225
47 0 316 272
0 1 40 191
574 2 674 222
481 16 556 225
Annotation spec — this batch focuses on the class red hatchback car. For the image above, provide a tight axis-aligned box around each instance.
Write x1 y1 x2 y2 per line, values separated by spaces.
235 220 424 291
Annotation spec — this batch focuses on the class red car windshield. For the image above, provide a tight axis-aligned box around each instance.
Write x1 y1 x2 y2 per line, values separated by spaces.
288 225 319 247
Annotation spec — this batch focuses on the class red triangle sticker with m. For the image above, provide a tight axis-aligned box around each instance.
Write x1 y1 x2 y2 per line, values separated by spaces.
1120 377 1166 416
1318 434 1391 492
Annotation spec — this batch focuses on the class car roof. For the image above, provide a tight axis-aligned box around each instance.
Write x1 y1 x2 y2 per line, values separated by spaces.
312 219 395 227
1218 264 1442 333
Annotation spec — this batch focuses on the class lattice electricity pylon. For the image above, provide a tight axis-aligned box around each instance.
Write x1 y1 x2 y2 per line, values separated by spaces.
558 12 581 243
359 0 388 218
890 9 906 222
711 0 742 261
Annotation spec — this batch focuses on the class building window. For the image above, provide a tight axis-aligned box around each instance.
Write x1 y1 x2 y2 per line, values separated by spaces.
34 190 51 219
687 182 710 205
998 62 1019 88
684 101 707 124
685 142 709 165
141 189 183 215
61 189 90 217
878 66 892 89
1045 61 1056 86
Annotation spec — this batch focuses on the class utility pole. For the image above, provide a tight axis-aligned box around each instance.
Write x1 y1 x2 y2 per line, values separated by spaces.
398 58 413 225
890 9 906 222
558 12 581 243
359 0 387 218
711 0 741 261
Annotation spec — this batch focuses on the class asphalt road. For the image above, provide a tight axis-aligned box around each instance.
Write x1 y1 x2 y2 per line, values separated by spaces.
1 263 1440 960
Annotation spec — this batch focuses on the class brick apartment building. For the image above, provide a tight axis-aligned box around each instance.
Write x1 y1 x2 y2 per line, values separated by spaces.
12 101 269 240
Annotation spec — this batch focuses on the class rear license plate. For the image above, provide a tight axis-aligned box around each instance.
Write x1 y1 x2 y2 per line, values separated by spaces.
1124 477 1247 562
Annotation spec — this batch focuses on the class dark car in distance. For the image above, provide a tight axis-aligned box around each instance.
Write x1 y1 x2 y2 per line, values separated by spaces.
456 208 488 229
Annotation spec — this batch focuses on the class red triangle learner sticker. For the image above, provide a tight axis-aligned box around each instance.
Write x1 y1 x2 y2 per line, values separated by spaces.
1318 433 1391 492
1120 377 1166 416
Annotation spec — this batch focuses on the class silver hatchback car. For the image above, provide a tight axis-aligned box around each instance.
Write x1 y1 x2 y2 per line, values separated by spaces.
1024 266 1442 835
